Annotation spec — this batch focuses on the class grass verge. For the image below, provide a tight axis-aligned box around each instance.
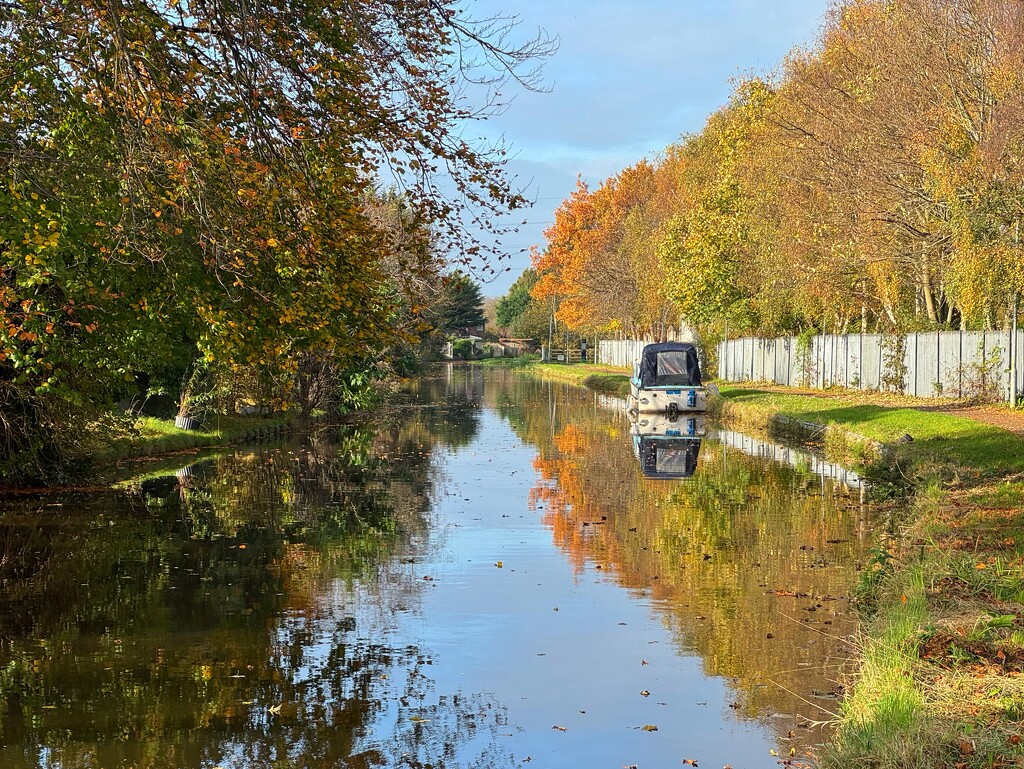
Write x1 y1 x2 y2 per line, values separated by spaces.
94 414 291 466
510 360 632 397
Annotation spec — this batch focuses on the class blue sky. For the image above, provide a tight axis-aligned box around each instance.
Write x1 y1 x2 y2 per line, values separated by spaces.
460 0 833 296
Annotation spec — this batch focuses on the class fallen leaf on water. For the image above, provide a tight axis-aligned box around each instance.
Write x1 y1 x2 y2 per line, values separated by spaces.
495 561 503 568
410 716 430 723
624 765 638 768
641 724 658 731
640 690 650 697
769 749 778 756
641 659 649 666
552 725 567 732
681 760 698 767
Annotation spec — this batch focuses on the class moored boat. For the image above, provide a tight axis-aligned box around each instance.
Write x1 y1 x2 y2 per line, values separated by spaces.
627 342 715 413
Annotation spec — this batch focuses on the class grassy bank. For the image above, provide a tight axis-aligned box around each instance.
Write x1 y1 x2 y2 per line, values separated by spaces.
692 387 1024 768
510 359 1024 768
513 360 632 398
93 414 291 468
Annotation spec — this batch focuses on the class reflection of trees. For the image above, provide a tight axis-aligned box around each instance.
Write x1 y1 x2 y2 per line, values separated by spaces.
500 375 872 730
400 367 483 450
0 407 512 768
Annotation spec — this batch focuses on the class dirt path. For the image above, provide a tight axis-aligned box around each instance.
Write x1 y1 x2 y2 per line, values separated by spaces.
922 404 1024 436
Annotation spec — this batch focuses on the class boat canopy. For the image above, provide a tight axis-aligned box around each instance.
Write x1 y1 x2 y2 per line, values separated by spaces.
636 342 701 388
634 436 701 479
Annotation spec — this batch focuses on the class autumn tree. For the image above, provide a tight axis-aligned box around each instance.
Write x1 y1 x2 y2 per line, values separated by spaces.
532 164 678 339
0 0 553 479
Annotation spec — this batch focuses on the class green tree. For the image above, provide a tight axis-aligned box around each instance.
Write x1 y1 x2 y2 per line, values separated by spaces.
439 272 486 333
496 269 540 327
0 1 553 480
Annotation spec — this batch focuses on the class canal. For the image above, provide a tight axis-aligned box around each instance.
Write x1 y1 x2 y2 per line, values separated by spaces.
0 366 875 768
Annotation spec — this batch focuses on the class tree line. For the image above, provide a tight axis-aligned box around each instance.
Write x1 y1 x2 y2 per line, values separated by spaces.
0 0 551 480
499 0 1024 352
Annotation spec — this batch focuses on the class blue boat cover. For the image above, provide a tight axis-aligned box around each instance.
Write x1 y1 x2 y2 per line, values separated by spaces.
637 342 701 388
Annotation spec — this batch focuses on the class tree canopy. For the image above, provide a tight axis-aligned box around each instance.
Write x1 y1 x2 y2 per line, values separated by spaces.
439 271 486 333
528 0 1024 345
0 0 553 479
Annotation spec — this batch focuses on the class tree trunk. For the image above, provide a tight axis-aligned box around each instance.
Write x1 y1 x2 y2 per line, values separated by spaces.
921 253 938 324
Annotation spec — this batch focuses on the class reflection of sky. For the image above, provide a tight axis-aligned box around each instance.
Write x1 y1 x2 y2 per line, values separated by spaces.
451 0 832 294
373 410 781 768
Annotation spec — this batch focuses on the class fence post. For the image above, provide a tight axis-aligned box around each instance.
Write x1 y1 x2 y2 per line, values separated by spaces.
913 333 919 396
788 337 793 387
959 330 963 398
821 335 827 388
858 333 864 390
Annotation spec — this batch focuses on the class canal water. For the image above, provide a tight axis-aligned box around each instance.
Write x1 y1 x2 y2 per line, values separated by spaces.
0 366 874 769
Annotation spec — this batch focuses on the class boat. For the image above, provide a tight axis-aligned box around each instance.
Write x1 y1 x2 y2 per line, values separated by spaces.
627 342 716 413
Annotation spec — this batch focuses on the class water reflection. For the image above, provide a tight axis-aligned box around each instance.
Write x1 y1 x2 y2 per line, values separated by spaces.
0 367 873 768
629 412 705 479
0 404 514 769
492 372 871 736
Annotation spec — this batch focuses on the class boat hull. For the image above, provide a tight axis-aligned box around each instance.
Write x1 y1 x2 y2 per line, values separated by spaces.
628 381 711 413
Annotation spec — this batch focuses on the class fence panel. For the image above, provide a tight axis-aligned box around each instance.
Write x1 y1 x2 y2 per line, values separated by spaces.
717 330 1024 403
938 332 964 397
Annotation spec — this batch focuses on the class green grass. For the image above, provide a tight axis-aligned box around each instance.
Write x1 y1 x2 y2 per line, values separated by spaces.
99 415 290 464
823 564 935 769
473 355 541 368
715 384 1024 478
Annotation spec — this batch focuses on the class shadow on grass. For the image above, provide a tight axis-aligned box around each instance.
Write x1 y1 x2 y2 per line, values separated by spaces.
721 388 1024 478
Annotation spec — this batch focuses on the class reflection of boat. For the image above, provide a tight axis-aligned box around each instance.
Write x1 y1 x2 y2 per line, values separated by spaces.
629 410 703 479
629 412 707 438
628 342 716 413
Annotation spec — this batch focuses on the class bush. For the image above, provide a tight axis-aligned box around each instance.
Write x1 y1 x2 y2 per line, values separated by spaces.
452 338 474 359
